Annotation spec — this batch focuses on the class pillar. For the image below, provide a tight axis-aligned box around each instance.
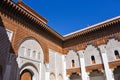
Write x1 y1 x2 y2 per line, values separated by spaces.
62 55 67 80
16 54 21 80
3 64 11 80
45 64 50 80
66 75 70 80
86 73 90 80
39 63 42 80
77 50 89 80
99 45 114 80
3 54 17 80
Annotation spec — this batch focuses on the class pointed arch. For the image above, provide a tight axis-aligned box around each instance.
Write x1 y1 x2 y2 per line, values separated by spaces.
20 69 32 80
84 44 102 66
17 36 49 63
106 38 120 62
20 63 39 80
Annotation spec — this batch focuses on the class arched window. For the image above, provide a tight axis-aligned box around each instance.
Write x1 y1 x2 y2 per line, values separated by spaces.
114 50 120 59
32 50 36 58
91 56 96 64
27 48 31 57
71 60 75 68
20 46 25 56
50 73 55 80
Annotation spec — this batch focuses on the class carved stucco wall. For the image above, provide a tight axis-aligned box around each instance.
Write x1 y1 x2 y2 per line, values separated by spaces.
18 38 45 80
106 38 120 62
66 50 79 69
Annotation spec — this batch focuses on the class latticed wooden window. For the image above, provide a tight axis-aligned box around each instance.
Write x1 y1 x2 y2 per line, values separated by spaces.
91 56 96 64
114 50 120 59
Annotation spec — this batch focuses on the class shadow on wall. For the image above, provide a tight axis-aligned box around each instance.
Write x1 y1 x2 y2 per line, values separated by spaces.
0 16 19 80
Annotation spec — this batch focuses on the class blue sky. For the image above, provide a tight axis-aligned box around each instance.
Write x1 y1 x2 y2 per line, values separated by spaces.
14 0 120 35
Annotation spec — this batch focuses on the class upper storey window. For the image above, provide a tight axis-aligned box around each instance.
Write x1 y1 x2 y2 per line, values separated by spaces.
27 49 31 57
6 29 13 42
114 50 120 59
71 60 75 68
91 56 96 64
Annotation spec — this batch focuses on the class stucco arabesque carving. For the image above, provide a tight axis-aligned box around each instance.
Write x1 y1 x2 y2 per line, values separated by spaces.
77 50 84 58
98 44 106 54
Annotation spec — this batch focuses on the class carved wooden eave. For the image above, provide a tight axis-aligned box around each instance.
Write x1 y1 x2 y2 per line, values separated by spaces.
1 0 120 49
17 1 48 24
63 16 120 48
64 16 120 40
0 0 63 41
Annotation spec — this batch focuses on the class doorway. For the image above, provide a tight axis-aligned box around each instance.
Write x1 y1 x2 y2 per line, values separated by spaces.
69 73 82 80
114 66 120 80
20 70 32 80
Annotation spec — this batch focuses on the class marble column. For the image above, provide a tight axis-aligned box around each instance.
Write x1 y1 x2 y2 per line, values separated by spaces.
45 64 50 80
66 75 70 80
99 45 114 80
86 73 90 80
3 54 17 80
62 55 67 80
3 64 11 80
77 50 89 80
39 63 42 80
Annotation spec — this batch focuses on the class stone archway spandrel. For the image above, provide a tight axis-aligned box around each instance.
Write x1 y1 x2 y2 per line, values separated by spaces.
15 36 49 63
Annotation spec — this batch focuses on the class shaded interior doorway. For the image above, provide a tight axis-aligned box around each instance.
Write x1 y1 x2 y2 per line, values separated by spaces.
0 66 2 80
69 73 82 80
89 70 105 80
114 66 120 80
20 70 32 80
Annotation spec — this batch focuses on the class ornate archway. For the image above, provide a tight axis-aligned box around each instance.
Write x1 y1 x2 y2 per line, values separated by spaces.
19 64 39 80
20 69 32 80
18 38 44 80
17 37 49 63
18 38 44 62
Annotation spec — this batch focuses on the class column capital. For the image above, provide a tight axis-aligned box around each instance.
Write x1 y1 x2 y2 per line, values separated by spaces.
98 44 106 53
45 63 49 72
77 50 84 58
111 68 115 72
